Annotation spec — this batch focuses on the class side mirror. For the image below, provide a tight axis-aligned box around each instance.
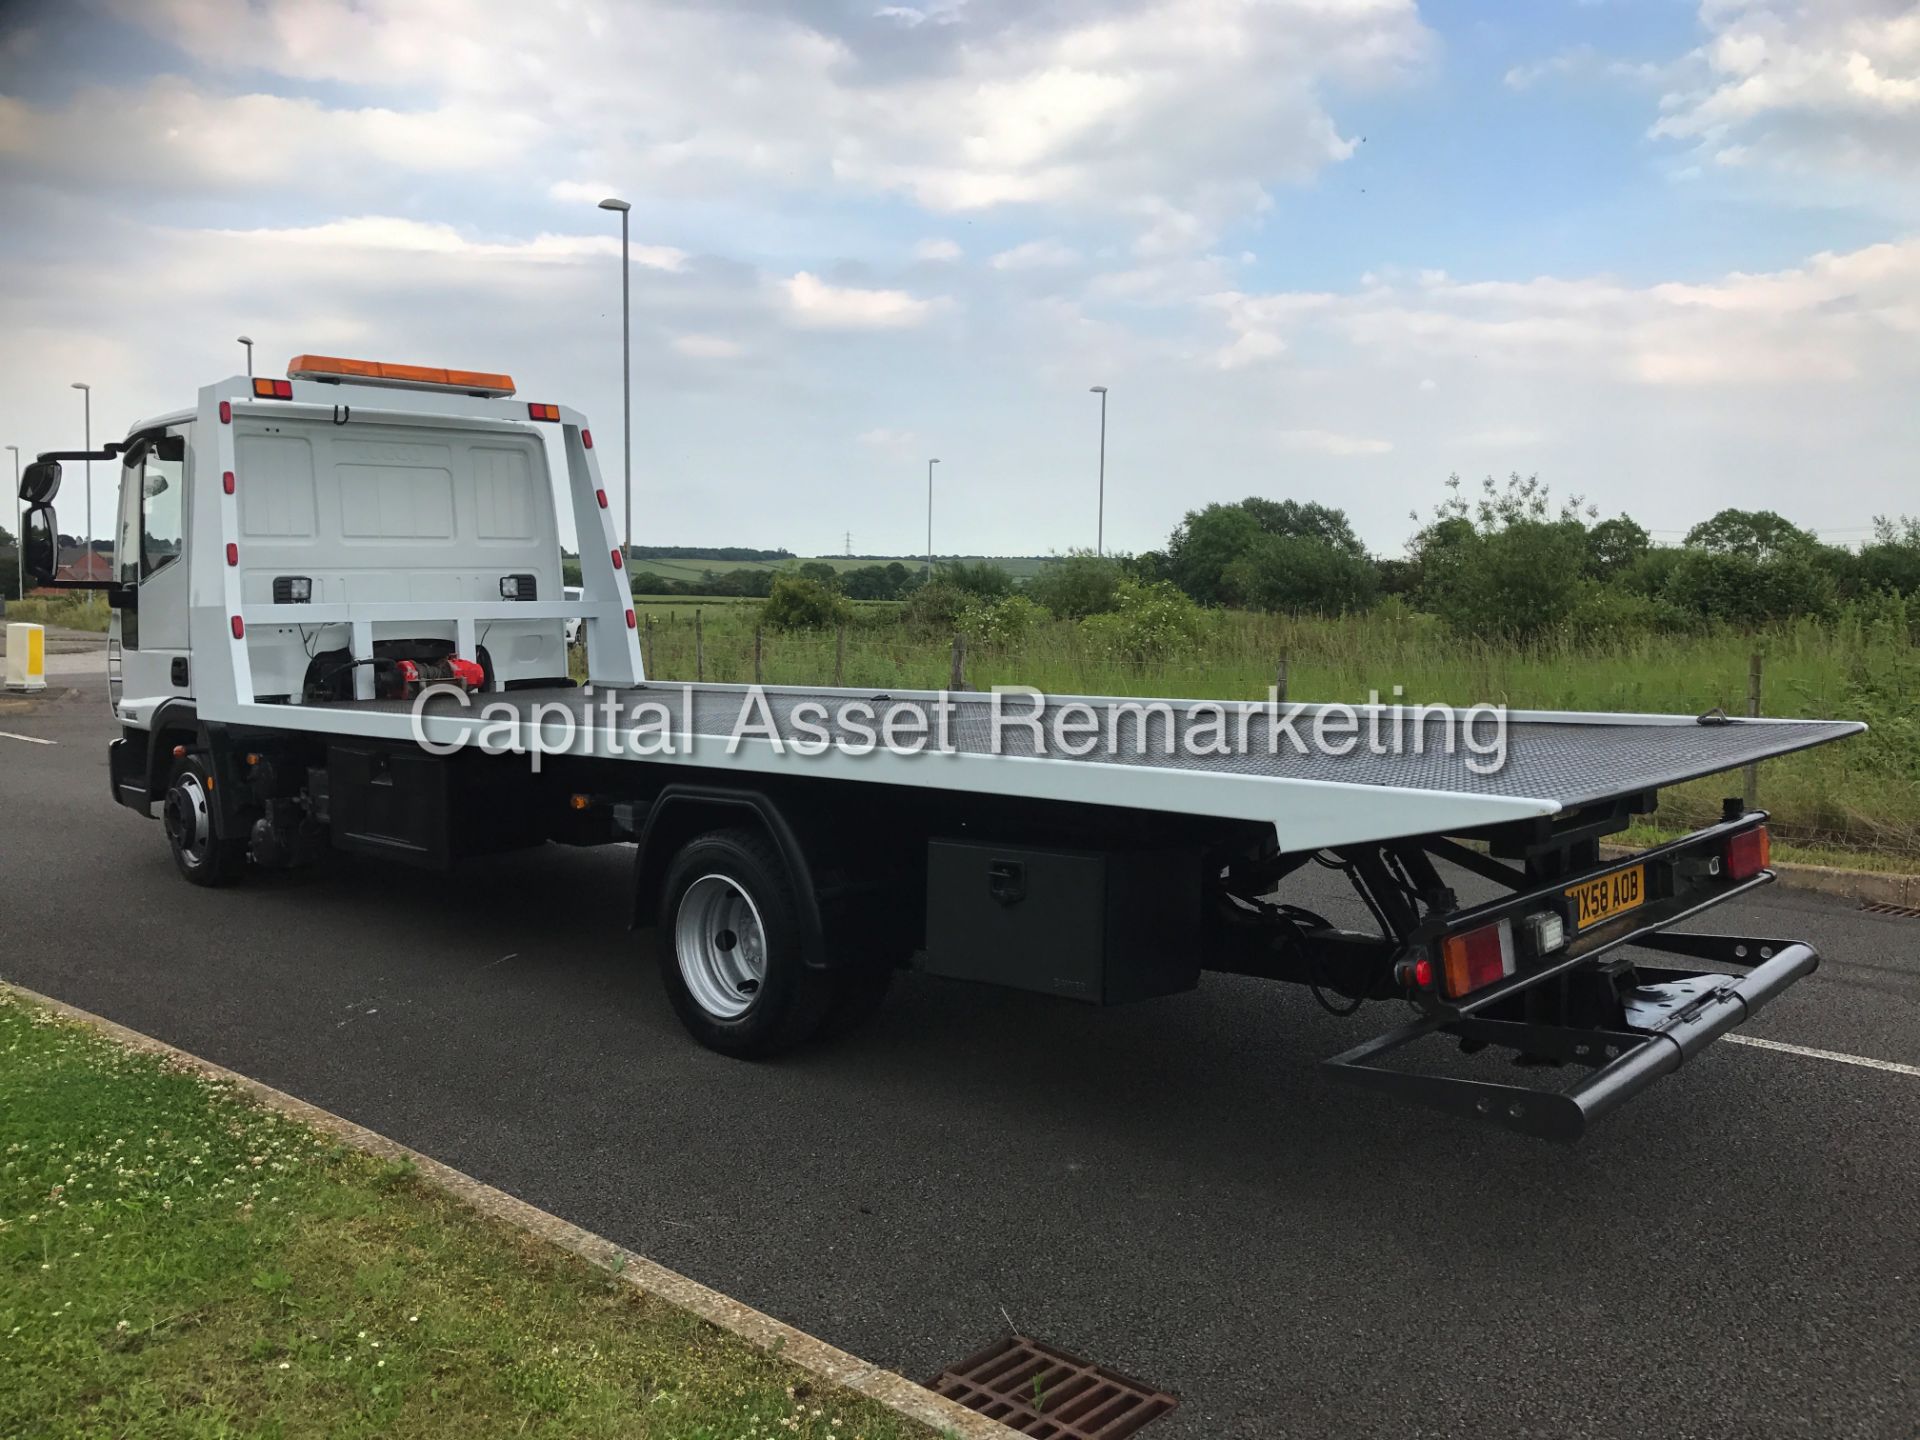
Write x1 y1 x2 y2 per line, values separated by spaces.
22 506 57 583
19 459 61 505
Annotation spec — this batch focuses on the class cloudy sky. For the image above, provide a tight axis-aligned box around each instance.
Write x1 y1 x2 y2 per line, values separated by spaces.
2 0 1917 558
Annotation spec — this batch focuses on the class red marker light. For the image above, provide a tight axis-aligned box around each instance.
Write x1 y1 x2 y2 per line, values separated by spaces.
230 616 245 639
582 428 593 449
626 608 637 629
223 471 235 495
1412 956 1433 989
1727 826 1771 881
219 401 231 424
225 543 238 566
611 548 623 569
596 489 608 509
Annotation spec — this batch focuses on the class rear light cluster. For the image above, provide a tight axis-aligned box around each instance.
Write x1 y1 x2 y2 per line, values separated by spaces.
1418 909 1569 1000
1727 825 1770 881
527 402 561 421
252 378 294 399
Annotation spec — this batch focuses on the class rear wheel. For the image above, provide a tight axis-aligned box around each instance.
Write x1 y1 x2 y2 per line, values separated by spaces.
658 828 831 1057
162 755 247 887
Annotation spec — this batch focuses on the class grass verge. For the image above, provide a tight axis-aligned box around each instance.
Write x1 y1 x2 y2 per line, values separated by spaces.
0 989 937 1440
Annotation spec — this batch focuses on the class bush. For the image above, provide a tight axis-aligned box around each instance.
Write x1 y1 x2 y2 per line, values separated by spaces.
1026 551 1125 618
1080 581 1211 664
901 581 971 632
958 594 1050 647
759 575 851 631
1425 520 1590 639
1225 534 1378 616
1661 549 1836 625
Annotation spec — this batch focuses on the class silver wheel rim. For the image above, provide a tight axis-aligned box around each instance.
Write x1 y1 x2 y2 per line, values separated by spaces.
675 874 768 1020
164 772 212 867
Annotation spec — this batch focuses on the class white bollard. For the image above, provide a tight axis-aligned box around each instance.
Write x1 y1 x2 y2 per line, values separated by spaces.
5 622 46 692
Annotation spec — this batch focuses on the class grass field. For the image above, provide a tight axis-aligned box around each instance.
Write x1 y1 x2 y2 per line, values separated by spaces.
0 988 935 1440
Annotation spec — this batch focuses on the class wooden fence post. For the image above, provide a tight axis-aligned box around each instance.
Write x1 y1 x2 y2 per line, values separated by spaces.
1274 653 1290 705
643 614 654 679
1743 651 1762 808
695 609 704 683
834 624 846 687
754 626 764 685
950 633 966 692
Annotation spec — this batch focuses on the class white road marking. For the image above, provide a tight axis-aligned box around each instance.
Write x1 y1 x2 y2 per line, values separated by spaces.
1727 1033 1920 1078
0 730 55 746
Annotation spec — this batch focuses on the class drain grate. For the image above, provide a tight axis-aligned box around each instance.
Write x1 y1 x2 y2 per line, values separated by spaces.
930 1334 1177 1439
1860 901 1920 918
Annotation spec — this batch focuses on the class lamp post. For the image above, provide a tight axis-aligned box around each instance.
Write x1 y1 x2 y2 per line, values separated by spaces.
1089 385 1108 556
597 197 633 559
7 445 19 599
237 335 254 378
925 458 939 580
70 382 91 584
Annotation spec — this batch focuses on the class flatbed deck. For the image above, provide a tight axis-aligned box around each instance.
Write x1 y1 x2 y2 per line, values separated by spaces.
292 682 1863 850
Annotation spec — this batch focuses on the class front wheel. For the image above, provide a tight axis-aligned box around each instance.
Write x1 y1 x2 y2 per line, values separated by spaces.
162 755 247 887
658 829 831 1057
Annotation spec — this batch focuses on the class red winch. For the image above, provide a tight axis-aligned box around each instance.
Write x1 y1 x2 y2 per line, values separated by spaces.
378 656 485 700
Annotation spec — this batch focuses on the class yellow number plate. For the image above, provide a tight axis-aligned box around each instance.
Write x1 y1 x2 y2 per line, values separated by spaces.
1565 864 1646 930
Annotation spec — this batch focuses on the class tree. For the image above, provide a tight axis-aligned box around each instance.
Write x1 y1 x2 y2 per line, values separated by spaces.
1855 515 1920 598
1165 503 1263 604
1165 497 1369 605
1235 497 1366 557
796 561 841 588
1410 473 1593 638
1585 516 1651 578
934 560 1012 598
1662 548 1836 623
1026 550 1124 617
1226 534 1378 615
1684 508 1817 561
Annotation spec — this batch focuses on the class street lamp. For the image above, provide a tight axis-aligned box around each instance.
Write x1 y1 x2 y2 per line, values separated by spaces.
597 197 633 560
1089 385 1108 556
70 383 91 584
7 445 19 600
925 458 940 580
237 335 254 378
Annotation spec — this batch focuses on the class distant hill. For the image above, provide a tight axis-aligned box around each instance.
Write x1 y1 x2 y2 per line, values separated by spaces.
621 554 1056 583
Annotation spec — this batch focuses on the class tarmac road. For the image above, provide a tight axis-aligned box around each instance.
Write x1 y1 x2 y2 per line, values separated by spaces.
2 676 1916 1438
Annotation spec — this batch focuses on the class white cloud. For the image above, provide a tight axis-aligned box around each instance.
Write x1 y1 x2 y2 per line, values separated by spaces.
0 77 540 193
989 239 1081 270
104 0 1431 250
782 272 941 329
671 334 744 360
1276 429 1393 456
205 216 686 270
915 238 963 262
1653 0 1920 176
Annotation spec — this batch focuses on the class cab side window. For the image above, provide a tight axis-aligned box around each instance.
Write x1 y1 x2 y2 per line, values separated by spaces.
115 433 187 584
141 443 184 579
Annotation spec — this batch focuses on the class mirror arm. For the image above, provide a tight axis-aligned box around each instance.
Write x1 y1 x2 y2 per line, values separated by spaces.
35 444 130 464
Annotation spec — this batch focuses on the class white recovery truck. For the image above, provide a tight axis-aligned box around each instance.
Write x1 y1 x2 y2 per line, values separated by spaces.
17 355 1865 1139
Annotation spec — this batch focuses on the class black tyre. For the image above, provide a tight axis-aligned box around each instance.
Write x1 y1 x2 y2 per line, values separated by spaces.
658 828 832 1057
161 755 247 887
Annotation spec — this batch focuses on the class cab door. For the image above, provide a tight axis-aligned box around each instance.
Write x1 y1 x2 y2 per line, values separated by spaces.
111 427 192 710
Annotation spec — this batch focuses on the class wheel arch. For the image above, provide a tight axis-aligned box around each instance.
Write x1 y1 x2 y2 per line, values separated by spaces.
632 785 829 970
